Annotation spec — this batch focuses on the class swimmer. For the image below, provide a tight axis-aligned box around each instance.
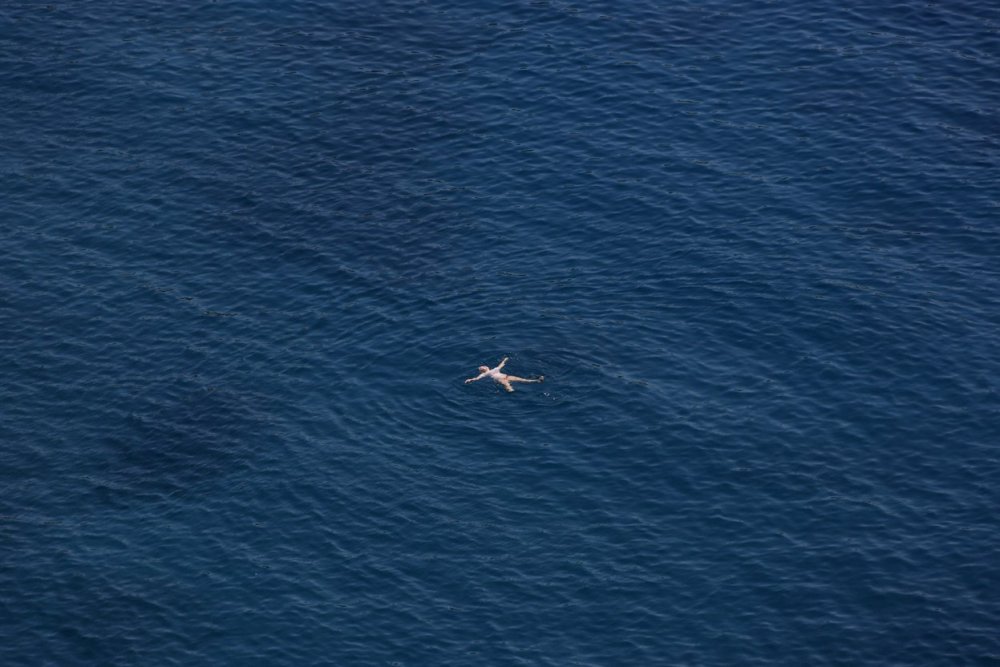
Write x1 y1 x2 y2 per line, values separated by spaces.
464 357 544 393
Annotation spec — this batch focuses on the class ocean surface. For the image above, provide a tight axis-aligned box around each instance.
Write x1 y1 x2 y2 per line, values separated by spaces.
2 1 999 664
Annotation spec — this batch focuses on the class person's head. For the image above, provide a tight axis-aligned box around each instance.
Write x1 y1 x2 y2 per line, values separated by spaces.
478 365 489 373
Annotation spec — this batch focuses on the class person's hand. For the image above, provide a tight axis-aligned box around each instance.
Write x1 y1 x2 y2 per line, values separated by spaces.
464 378 473 384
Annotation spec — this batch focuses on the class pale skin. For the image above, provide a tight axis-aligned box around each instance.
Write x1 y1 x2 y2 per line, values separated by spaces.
464 357 544 393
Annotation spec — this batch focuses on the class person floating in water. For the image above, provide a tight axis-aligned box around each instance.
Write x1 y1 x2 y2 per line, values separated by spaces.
464 357 544 393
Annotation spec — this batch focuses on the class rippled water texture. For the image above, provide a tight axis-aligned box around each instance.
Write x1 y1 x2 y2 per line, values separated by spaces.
3 1 999 664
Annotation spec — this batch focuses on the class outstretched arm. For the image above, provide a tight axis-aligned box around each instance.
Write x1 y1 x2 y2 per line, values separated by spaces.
497 357 509 370
464 372 487 384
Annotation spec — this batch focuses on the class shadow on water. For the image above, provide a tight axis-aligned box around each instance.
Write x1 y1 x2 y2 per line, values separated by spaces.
94 377 268 505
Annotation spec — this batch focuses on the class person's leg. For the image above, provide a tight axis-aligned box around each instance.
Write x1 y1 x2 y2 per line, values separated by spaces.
500 379 515 392
507 375 543 383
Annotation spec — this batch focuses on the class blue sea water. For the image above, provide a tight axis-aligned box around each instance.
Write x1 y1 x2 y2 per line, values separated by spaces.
2 0 999 664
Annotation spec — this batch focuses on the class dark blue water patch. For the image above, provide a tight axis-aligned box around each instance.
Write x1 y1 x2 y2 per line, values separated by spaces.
3 0 1000 665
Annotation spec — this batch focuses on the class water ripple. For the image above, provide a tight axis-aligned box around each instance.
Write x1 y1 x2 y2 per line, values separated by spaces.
3 0 1000 664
